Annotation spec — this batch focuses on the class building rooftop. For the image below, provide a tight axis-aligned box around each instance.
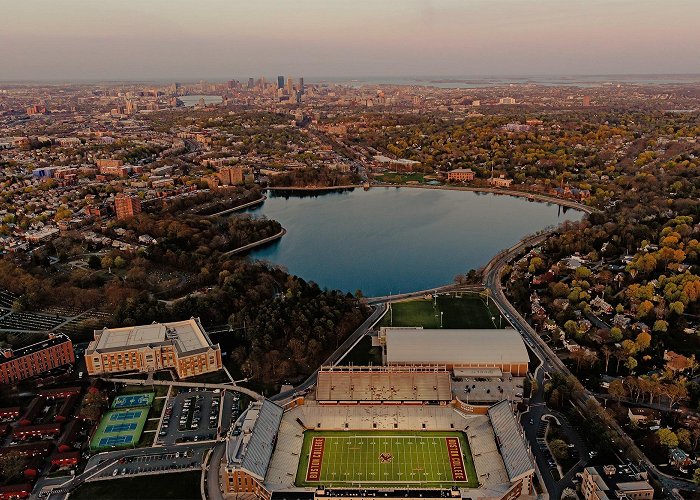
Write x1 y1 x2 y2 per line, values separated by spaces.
87 318 215 356
584 465 652 498
382 328 529 366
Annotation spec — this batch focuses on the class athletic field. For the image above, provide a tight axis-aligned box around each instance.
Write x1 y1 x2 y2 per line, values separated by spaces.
90 408 149 450
379 294 503 330
296 431 478 488
111 392 154 409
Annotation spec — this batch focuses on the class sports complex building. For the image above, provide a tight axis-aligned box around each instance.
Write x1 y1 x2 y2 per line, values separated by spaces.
85 318 222 379
225 367 535 500
377 328 530 377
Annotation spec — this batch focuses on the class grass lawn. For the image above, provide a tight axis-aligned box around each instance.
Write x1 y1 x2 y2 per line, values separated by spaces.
375 172 426 184
118 385 170 398
296 430 478 488
379 293 504 330
341 336 383 365
72 471 201 500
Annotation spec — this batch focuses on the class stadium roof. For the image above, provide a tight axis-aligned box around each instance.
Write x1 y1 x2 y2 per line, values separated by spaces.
383 328 528 366
488 400 534 482
240 400 284 480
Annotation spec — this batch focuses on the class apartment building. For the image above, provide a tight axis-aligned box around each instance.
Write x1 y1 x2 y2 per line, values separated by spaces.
0 333 74 385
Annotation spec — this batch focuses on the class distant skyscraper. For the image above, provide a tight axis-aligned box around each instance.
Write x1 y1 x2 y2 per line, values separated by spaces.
299 77 305 94
286 76 294 94
248 78 254 89
277 75 285 89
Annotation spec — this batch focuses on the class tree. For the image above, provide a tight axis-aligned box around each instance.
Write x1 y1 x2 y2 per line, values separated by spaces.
0 451 24 484
670 301 685 315
602 345 613 372
549 439 569 460
678 428 692 451
87 255 101 270
694 467 700 486
653 320 668 333
657 428 679 449
608 379 626 400
625 356 638 373
575 266 592 279
635 331 652 351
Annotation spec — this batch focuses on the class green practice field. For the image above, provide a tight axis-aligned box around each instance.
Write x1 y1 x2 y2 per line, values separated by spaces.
296 431 478 488
90 408 149 450
380 293 504 330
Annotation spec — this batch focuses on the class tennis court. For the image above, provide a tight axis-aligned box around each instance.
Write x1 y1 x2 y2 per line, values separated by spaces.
91 408 149 450
109 410 144 421
112 393 155 409
104 423 138 433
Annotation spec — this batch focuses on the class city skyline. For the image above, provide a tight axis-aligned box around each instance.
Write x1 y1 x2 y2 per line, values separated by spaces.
2 0 700 81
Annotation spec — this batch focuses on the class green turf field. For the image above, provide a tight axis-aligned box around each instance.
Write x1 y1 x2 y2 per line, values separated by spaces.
90 407 149 450
379 293 504 330
296 430 478 488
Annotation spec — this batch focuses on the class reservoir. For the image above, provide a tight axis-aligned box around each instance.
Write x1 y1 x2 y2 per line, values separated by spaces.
247 187 584 297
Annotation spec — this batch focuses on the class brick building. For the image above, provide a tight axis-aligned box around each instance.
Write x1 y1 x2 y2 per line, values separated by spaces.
447 168 475 182
114 194 142 220
0 333 74 385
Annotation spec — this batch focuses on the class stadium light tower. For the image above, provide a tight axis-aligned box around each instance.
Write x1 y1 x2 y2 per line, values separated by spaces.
440 311 444 328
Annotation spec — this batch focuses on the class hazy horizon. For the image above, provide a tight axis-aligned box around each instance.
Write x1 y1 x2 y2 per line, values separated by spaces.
2 0 700 81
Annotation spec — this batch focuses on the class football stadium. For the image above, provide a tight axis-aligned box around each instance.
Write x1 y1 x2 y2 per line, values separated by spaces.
225 366 536 500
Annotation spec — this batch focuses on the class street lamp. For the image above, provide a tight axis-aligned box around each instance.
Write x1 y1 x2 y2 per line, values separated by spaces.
440 311 443 328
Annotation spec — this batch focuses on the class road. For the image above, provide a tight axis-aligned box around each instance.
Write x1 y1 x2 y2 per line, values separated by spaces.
271 303 387 402
482 229 699 499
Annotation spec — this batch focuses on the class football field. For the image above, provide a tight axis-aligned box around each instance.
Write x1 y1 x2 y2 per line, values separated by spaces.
296 431 478 488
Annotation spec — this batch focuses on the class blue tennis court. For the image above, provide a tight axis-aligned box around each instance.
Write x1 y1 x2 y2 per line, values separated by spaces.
104 423 138 433
109 410 143 421
97 435 133 447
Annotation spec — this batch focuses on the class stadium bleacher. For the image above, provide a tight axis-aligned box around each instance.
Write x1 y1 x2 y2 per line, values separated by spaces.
316 366 452 402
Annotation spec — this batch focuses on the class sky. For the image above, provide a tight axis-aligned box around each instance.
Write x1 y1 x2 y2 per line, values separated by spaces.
1 0 699 82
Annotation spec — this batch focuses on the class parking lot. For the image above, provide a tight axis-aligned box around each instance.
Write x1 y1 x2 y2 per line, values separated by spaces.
535 417 579 480
451 375 526 403
157 389 227 445
94 449 206 479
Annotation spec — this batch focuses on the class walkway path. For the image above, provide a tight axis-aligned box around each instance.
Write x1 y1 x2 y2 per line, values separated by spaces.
221 228 285 256
206 196 266 217
101 377 263 401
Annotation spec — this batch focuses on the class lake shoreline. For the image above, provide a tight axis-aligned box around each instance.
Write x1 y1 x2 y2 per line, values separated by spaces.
267 183 595 214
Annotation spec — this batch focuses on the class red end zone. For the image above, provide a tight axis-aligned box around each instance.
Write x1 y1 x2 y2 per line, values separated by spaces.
306 437 325 481
446 437 467 481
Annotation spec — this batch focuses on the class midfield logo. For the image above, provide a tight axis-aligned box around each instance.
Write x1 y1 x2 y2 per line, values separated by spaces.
379 453 393 463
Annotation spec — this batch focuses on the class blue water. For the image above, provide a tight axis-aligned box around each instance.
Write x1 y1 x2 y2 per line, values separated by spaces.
246 188 583 296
